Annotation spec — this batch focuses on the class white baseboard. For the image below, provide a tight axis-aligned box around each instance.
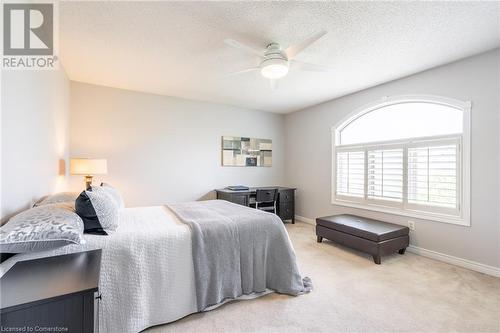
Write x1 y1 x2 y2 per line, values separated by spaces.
294 215 315 225
294 214 500 278
407 245 500 278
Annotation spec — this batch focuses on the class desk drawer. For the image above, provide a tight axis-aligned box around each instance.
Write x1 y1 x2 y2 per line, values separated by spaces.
228 195 248 206
279 190 294 203
217 192 248 207
279 202 294 220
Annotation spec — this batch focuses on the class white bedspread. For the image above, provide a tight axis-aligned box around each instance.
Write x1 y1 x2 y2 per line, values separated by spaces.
0 206 198 333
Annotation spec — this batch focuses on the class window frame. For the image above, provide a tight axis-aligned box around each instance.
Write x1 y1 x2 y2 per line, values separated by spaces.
331 95 471 226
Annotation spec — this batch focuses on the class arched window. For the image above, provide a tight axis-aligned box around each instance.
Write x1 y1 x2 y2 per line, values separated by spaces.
332 95 471 225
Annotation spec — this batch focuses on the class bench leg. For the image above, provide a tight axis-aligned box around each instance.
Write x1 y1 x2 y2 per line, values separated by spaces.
316 236 323 243
398 248 406 255
373 254 381 264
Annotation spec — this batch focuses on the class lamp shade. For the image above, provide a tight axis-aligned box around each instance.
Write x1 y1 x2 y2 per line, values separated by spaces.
70 158 107 175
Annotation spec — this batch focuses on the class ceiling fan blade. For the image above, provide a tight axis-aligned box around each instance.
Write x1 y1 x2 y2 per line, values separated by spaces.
291 60 334 73
270 79 278 90
224 39 264 58
225 67 260 77
285 30 327 59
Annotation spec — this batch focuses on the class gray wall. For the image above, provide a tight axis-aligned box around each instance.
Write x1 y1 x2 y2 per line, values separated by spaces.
1 69 70 221
69 82 286 206
284 49 500 268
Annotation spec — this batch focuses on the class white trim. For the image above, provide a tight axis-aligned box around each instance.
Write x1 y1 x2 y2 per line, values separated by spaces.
407 245 500 278
331 95 471 226
460 101 472 227
331 199 468 226
294 215 315 225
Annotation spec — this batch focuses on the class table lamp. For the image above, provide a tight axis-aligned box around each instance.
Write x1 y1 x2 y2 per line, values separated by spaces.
70 158 107 190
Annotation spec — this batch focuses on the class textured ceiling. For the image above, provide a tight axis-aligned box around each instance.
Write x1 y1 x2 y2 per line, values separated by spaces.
60 2 500 113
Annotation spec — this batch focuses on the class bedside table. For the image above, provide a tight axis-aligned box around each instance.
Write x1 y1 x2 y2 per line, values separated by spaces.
1 250 102 333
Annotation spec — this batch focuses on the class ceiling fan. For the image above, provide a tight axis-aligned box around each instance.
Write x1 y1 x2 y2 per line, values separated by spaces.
224 30 331 88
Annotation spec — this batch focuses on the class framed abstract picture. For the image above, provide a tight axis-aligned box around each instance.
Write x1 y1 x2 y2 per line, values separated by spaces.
221 136 272 167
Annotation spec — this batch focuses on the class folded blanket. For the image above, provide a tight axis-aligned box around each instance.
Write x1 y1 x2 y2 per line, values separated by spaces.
168 200 312 311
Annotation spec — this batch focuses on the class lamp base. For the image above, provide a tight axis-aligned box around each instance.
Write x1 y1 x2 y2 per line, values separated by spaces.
84 175 93 190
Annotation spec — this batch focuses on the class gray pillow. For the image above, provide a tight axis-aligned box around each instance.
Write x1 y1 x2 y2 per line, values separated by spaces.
99 183 124 209
76 186 119 234
34 192 79 207
0 203 85 253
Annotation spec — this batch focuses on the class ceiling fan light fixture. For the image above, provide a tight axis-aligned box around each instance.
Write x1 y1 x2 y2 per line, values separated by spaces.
260 58 289 79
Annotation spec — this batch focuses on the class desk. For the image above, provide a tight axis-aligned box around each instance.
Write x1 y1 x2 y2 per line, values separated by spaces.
215 186 296 223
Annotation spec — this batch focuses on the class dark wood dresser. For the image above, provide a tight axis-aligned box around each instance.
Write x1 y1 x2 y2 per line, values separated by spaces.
215 186 296 223
1 250 102 333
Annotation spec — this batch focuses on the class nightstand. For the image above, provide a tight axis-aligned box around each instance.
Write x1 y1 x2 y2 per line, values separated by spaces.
1 250 102 333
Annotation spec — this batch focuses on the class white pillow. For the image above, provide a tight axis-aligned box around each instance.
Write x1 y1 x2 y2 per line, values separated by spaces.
0 203 85 253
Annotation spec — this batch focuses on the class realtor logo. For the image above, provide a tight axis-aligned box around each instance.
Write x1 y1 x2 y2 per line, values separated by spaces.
4 3 53 55
2 2 58 69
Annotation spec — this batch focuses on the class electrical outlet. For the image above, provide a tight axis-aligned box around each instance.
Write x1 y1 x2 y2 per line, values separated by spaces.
408 220 416 231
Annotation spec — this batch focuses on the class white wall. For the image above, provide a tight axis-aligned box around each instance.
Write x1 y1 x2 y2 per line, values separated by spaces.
285 49 500 268
69 82 285 206
1 69 70 221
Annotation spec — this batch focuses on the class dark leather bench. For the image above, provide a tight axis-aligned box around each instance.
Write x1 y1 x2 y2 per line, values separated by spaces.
316 214 409 264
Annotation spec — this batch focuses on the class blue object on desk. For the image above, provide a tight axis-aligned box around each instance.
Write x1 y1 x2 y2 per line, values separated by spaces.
226 185 250 191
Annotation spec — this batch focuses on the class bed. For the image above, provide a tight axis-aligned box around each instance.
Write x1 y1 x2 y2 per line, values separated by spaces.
0 200 310 333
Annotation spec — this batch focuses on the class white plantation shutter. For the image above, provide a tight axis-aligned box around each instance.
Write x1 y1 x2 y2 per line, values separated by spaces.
407 143 459 209
336 150 364 198
333 136 462 220
367 148 404 202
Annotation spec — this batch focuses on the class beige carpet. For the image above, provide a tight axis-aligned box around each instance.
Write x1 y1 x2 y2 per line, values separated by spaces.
146 222 500 333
